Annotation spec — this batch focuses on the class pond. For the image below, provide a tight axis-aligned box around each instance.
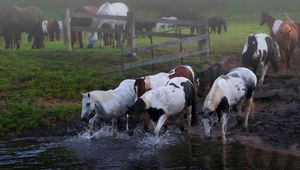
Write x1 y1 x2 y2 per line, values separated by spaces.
1 128 299 169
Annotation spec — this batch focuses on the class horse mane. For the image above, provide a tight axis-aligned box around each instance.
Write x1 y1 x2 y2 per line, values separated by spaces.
282 13 294 23
203 80 225 111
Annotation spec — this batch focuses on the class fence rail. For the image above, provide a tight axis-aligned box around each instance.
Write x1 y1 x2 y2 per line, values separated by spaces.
63 8 210 73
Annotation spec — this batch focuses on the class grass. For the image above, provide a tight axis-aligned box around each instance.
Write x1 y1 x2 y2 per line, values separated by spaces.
0 0 299 135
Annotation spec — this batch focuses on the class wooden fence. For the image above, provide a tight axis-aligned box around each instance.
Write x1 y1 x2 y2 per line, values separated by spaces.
62 8 210 73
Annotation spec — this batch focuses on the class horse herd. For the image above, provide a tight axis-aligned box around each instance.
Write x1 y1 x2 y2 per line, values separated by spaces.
80 10 300 144
0 2 226 49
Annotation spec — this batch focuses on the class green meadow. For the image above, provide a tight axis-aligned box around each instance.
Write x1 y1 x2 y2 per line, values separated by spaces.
0 0 299 135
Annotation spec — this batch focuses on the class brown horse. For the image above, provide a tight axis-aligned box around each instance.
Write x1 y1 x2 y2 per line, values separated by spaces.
260 11 299 73
0 6 44 49
47 19 60 41
71 6 97 48
196 56 240 98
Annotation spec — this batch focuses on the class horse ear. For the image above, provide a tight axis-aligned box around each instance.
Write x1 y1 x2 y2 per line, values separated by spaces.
82 93 86 96
88 93 90 98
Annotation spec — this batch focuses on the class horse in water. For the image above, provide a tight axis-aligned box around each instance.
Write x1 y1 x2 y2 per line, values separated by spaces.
0 6 44 49
242 33 279 85
134 65 196 127
201 67 257 144
133 77 195 138
71 6 97 48
196 56 240 98
81 79 136 137
208 17 227 34
91 2 129 48
260 11 299 73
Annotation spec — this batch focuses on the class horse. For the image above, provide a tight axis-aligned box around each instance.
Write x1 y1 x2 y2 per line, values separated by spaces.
132 77 195 138
134 65 195 99
155 17 178 32
47 19 60 41
81 79 136 137
0 6 44 49
71 6 97 48
282 13 300 47
91 2 128 48
41 20 48 41
135 21 156 38
208 17 227 34
196 56 240 98
260 11 299 73
133 65 196 127
201 67 257 144
242 33 279 85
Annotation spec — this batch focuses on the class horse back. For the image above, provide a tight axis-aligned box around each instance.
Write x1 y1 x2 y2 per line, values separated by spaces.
277 22 299 45
168 65 195 83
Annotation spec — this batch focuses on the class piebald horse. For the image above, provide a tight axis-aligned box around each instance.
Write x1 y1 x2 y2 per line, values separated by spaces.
134 65 196 126
201 67 257 144
242 33 279 85
133 77 195 138
260 11 299 73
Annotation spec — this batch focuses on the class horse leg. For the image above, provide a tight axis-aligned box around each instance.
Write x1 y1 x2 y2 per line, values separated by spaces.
259 63 269 86
243 97 253 129
154 114 168 138
220 113 228 144
89 114 100 136
112 118 118 137
186 106 192 134
236 100 244 125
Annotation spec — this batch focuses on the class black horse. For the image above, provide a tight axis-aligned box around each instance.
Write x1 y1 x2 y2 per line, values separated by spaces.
208 17 227 34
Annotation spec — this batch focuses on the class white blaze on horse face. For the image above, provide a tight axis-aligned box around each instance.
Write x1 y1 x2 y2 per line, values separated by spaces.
202 118 212 137
272 20 283 34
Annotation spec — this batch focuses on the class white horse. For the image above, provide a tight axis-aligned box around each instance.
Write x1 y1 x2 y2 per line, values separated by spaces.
133 77 195 138
90 2 128 48
155 17 178 32
81 79 135 137
242 33 279 86
41 20 48 41
202 67 257 144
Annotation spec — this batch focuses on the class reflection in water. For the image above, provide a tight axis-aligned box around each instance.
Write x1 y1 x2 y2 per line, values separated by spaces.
0 129 300 169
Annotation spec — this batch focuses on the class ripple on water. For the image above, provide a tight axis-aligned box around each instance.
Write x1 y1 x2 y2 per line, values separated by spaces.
62 124 186 163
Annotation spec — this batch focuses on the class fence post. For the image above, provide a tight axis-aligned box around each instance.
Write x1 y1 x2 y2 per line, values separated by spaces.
197 17 209 64
63 8 72 51
127 11 136 56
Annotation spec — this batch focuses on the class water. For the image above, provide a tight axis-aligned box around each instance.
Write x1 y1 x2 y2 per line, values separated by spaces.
1 127 300 169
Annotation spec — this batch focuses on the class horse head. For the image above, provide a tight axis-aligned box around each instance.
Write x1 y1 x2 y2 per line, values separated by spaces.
201 108 215 137
260 11 273 26
134 78 145 100
81 93 96 122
